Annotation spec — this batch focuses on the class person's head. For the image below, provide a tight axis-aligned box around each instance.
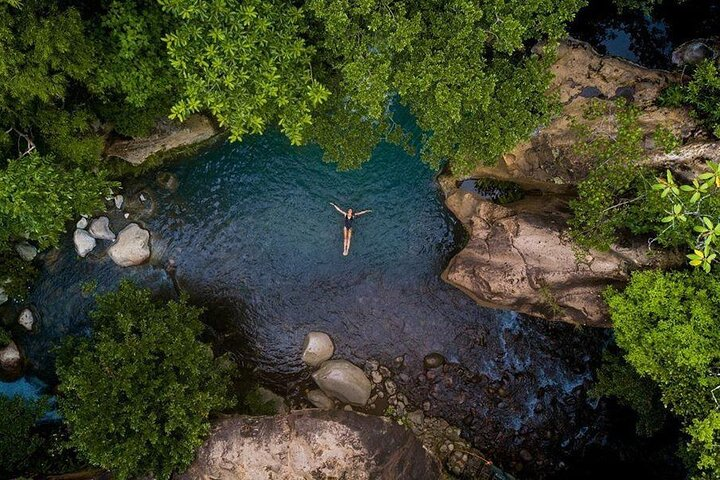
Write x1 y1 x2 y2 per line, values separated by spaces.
347 208 353 216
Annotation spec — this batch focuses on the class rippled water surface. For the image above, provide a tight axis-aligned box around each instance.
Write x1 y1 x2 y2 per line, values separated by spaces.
20 131 622 475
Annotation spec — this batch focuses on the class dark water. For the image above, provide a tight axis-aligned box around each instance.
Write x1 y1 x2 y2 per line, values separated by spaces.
571 0 720 69
11 130 620 476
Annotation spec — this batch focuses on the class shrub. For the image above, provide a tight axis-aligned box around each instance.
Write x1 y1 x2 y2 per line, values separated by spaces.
0 154 118 250
0 396 48 478
56 281 234 480
605 269 720 478
659 60 720 138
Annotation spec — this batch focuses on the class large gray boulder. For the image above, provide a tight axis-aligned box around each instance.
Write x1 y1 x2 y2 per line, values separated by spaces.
301 331 334 367
73 229 96 257
15 241 37 262
174 410 442 480
108 223 151 267
0 341 22 380
89 216 116 241
312 359 372 406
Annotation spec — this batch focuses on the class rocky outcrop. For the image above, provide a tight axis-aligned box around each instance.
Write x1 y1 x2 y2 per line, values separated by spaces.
442 39 707 326
0 341 23 380
441 188 674 327
108 223 151 267
175 410 442 480
74 229 96 257
301 331 334 367
106 115 219 166
88 216 116 241
312 359 373 406
468 39 697 191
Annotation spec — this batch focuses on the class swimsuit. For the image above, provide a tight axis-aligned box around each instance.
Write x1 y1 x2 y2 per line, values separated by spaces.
344 214 354 229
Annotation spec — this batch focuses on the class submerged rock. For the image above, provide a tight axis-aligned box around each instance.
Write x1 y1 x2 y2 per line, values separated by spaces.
672 39 720 66
424 352 446 369
312 359 372 406
108 223 151 267
15 241 37 262
0 341 22 380
18 308 34 331
114 194 124 209
73 229 96 257
156 171 179 191
89 216 116 241
307 389 335 410
301 331 334 367
0 288 7 306
175 410 441 480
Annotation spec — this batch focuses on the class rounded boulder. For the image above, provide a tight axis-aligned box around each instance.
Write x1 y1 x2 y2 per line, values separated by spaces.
301 332 334 367
312 359 372 407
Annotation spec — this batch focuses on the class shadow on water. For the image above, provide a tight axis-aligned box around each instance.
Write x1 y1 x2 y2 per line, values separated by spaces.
570 0 720 69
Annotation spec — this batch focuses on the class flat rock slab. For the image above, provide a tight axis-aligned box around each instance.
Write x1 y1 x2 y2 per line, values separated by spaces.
175 410 441 480
108 223 151 267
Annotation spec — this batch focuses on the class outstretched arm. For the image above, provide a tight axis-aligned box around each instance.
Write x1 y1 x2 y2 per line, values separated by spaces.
330 202 346 215
355 209 372 216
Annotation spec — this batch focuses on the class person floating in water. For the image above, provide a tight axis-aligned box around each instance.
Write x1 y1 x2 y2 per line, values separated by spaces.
330 202 372 256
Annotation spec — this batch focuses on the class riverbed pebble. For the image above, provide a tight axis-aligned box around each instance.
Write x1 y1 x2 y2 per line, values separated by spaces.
15 241 37 262
0 288 7 306
0 341 22 380
114 194 124 209
301 331 334 367
307 389 334 410
384 380 397 396
378 365 391 378
371 370 383 384
89 216 116 241
423 352 445 369
18 308 34 331
76 217 88 229
73 229 96 257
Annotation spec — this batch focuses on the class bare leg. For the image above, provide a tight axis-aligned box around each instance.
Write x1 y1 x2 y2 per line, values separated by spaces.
346 228 353 255
343 227 349 255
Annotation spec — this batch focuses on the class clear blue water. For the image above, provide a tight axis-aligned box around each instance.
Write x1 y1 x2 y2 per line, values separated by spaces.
18 129 612 475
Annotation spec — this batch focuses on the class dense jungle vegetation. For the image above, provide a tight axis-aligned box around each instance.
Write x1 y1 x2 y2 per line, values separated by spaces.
1 0 720 478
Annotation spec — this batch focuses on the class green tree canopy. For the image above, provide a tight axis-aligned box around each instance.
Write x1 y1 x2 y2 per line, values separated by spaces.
56 281 233 480
606 270 720 478
0 154 117 250
162 0 584 173
0 396 48 478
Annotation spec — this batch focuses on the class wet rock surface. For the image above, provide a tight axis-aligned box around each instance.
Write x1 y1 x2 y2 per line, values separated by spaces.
73 229 96 257
175 410 442 480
